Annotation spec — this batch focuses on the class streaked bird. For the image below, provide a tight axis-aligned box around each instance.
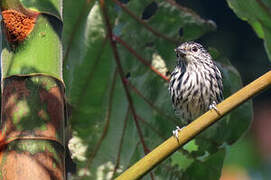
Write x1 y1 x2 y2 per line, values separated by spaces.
168 42 223 132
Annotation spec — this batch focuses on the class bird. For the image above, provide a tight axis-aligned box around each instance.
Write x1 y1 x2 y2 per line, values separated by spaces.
168 42 223 137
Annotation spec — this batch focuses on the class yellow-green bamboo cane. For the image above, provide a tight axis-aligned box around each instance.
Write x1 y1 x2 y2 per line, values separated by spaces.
116 70 271 180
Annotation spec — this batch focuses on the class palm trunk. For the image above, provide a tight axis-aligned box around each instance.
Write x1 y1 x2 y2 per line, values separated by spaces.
0 0 65 179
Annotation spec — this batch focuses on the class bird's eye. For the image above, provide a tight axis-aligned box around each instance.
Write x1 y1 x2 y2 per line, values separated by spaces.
192 46 198 52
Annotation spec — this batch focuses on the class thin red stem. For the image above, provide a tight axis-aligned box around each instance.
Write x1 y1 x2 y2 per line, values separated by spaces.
256 0 271 18
111 107 130 179
124 78 178 125
136 114 166 140
100 2 155 178
81 69 118 177
114 35 169 82
100 0 149 155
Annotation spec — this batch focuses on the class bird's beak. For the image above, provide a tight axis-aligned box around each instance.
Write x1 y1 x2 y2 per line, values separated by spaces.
175 48 186 58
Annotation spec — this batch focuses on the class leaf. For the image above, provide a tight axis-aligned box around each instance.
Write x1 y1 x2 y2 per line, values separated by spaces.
155 149 225 180
20 0 62 19
182 150 226 180
62 1 252 179
226 0 271 61
63 2 114 152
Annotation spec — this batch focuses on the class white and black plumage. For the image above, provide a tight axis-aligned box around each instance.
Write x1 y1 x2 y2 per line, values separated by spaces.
168 42 223 124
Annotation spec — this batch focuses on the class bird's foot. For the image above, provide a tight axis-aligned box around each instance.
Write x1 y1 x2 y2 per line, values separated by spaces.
209 101 221 115
172 126 184 139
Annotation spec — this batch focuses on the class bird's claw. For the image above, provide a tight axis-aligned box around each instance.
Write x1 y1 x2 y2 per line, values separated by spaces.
172 126 183 139
209 101 221 115
209 101 218 111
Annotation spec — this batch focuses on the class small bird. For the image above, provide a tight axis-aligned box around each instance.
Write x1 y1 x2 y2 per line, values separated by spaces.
168 42 223 136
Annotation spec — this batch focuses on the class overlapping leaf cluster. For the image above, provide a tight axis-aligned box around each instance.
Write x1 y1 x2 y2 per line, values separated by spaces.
63 1 252 179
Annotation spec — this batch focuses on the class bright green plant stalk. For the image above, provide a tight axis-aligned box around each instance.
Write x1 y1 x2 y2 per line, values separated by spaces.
116 71 271 179
0 0 65 179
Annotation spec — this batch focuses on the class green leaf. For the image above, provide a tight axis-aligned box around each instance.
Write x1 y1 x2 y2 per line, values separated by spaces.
226 0 271 61
62 1 252 179
63 2 114 150
20 0 62 19
182 150 226 180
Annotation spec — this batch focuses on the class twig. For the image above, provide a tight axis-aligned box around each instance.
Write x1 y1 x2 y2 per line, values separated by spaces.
116 71 271 179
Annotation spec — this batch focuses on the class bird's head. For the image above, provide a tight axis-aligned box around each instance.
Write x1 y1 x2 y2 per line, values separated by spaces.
175 42 209 64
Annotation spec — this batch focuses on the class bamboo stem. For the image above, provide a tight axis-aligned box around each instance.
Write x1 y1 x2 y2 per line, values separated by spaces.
116 70 271 180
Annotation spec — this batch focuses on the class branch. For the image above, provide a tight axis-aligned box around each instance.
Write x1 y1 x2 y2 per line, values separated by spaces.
116 71 271 179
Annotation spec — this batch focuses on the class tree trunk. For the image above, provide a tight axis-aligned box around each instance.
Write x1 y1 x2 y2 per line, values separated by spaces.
0 0 65 179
